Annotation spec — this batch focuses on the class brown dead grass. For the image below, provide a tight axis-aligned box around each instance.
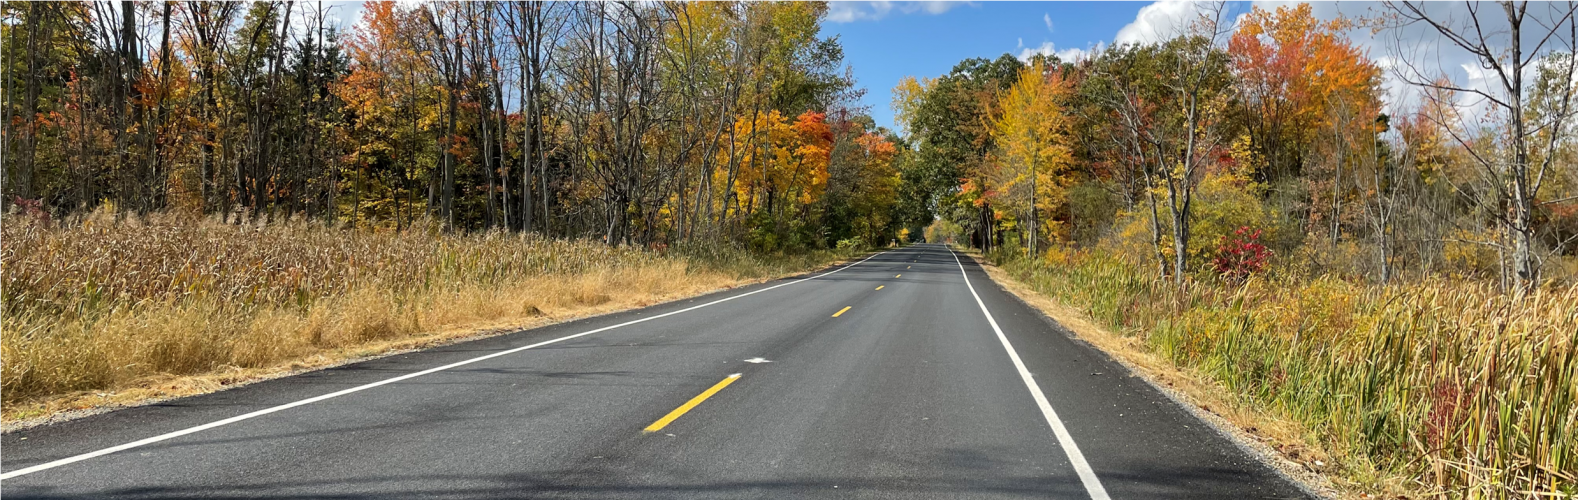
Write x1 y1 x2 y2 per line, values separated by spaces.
2 211 850 426
2 272 761 427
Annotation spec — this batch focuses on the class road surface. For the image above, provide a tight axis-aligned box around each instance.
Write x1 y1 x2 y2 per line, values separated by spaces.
2 244 1313 499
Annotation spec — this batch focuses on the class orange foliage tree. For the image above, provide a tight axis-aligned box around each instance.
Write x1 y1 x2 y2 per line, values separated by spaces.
1229 4 1382 186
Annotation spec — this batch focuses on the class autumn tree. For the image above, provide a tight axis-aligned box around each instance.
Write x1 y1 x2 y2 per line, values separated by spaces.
899 55 1025 251
1230 4 1382 248
993 59 1074 256
1230 5 1381 183
1387 1 1578 289
338 1 433 228
3 0 900 250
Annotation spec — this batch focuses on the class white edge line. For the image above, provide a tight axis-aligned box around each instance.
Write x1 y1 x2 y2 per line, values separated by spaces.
0 250 890 480
945 245 1112 500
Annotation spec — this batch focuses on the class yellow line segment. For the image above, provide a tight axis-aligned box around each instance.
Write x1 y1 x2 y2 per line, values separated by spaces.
895 274 902 278
644 374 741 433
832 306 852 317
875 285 884 290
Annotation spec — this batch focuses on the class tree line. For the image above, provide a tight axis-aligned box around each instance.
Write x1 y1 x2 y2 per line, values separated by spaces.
1 1 908 250
898 2 1578 291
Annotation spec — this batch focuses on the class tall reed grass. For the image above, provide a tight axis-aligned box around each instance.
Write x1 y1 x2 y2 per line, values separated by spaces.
1 211 848 411
993 249 1576 498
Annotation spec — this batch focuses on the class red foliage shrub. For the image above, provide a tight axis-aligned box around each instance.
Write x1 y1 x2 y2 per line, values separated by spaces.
1212 226 1272 281
10 196 50 226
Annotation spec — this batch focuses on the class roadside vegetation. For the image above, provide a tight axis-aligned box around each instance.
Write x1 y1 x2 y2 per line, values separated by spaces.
905 3 1578 498
1 210 857 421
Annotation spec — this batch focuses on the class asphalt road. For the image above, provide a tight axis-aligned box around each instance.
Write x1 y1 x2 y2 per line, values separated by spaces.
1 244 1314 499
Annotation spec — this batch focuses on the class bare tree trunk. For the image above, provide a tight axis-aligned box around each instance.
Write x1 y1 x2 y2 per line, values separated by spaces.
1331 147 1342 246
1028 150 1038 257
519 1 536 233
16 2 44 202
153 1 172 210
1169 186 1190 286
485 8 510 231
444 77 457 230
1147 183 1167 279
121 0 141 210
0 5 14 208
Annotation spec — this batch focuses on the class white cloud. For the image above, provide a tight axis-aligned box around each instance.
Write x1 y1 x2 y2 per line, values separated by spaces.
1017 41 1054 61
1058 47 1090 62
1114 0 1207 45
326 1 364 31
1044 13 1054 33
915 1 960 15
826 1 969 23
1017 41 1091 63
827 2 891 22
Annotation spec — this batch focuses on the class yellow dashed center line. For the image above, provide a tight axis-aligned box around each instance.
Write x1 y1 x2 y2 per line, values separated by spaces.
875 285 884 290
895 274 902 278
643 374 741 433
832 306 852 317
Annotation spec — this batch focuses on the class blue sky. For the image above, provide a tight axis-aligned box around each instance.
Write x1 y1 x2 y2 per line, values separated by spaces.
822 2 1156 131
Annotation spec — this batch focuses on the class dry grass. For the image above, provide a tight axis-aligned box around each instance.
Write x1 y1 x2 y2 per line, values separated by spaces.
981 247 1577 499
1 210 850 424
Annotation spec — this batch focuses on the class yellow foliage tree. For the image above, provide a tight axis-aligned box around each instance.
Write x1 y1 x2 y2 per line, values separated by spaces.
992 61 1073 255
717 110 832 218
891 75 933 136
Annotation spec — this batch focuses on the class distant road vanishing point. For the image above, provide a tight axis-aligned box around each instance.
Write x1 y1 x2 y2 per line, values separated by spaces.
2 244 1313 499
